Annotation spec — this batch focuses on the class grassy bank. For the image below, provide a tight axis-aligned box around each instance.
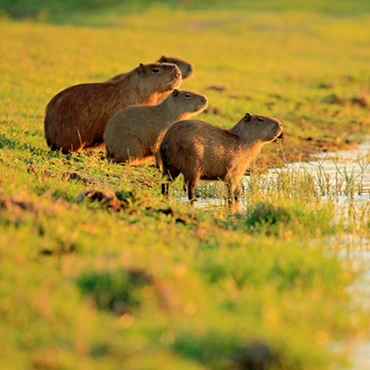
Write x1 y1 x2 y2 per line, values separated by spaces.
1 2 370 369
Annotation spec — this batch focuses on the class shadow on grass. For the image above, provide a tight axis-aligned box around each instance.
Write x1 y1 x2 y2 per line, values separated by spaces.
0 133 101 162
172 331 278 370
76 267 153 315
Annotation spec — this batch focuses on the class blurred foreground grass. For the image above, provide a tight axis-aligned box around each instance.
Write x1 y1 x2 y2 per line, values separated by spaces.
1 1 370 369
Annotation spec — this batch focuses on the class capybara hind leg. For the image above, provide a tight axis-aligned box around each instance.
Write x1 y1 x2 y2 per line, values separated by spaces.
154 151 162 170
185 175 200 202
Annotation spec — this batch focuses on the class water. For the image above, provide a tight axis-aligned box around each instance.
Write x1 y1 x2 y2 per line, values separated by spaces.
278 140 370 211
179 138 368 208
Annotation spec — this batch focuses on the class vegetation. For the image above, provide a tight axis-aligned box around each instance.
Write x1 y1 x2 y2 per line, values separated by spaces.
1 1 369 369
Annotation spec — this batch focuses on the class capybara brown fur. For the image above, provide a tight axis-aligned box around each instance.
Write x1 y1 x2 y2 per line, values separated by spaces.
110 55 194 82
160 113 283 202
44 62 182 154
104 89 208 166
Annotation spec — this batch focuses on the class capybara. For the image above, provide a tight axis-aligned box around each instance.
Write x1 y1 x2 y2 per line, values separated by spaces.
44 62 182 154
110 55 194 82
104 89 208 166
160 113 283 202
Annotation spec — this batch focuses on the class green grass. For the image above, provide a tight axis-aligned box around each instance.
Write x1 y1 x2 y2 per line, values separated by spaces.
1 1 370 369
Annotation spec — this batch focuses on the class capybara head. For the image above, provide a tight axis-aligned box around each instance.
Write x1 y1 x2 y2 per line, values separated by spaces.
136 62 182 92
168 89 208 114
158 55 194 80
231 113 283 144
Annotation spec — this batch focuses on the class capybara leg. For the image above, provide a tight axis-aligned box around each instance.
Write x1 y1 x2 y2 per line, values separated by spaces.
185 175 200 202
226 179 240 203
161 166 180 198
162 183 171 197
233 185 241 201
154 151 162 170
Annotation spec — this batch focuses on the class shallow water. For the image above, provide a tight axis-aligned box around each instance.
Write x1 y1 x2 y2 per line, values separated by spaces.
279 141 370 214
289 140 370 193
187 139 370 212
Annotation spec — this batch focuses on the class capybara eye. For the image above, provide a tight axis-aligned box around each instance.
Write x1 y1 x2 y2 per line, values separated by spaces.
185 93 192 98
257 118 264 122
152 68 160 73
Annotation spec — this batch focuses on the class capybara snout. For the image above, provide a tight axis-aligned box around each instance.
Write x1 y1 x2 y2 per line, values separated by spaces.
172 68 181 79
198 95 208 107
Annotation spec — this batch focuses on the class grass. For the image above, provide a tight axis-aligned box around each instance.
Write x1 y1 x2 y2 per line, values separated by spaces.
1 1 370 369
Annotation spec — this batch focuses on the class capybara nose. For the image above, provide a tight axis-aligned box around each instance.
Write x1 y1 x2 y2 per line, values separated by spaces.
276 121 283 130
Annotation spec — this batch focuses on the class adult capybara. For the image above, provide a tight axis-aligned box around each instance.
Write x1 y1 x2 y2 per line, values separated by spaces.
44 62 181 154
104 89 208 166
160 113 283 202
110 55 194 81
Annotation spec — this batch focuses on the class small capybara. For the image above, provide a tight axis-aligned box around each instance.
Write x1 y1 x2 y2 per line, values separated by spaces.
44 62 181 154
104 89 208 166
160 113 283 202
110 55 194 81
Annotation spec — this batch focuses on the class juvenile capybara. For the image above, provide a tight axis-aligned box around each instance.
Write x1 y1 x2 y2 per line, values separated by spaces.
104 89 208 166
44 62 181 154
160 113 283 202
110 55 194 81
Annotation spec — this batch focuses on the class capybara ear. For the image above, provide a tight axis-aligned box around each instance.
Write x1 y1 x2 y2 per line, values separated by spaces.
172 89 179 97
138 63 145 73
244 113 251 122
159 56 166 62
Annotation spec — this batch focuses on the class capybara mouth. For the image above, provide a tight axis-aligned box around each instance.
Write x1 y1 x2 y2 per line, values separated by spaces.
276 131 284 141
171 78 182 89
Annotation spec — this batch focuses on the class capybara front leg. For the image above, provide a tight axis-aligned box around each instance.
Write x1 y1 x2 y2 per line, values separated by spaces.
233 185 241 201
226 179 241 203
161 166 180 198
